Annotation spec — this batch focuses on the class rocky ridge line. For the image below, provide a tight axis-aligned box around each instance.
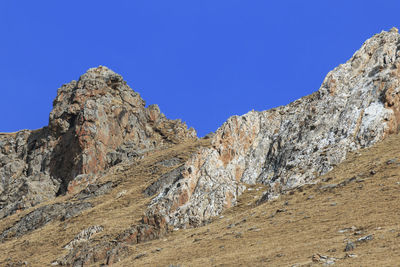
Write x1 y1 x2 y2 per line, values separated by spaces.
146 27 400 228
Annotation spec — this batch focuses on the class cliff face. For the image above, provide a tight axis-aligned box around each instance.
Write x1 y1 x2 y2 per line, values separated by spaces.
147 28 400 227
0 66 196 219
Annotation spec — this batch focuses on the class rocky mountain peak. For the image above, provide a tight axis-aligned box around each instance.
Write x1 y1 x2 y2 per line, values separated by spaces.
49 66 145 135
80 65 122 82
0 67 196 218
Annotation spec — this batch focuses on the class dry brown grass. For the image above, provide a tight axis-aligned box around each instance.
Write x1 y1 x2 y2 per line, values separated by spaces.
117 134 400 267
0 139 210 266
3 134 400 266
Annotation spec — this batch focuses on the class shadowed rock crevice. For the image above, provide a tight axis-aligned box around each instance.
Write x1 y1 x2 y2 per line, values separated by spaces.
143 165 185 197
50 128 82 196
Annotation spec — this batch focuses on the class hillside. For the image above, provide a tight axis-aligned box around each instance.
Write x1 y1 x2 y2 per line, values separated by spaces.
3 123 400 266
2 28 400 266
120 133 400 266
1 139 211 266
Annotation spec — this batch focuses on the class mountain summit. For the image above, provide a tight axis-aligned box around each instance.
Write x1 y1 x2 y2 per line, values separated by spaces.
0 66 196 218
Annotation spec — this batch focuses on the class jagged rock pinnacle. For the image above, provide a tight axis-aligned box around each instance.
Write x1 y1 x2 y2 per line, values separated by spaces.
84 65 118 77
0 68 196 218
78 66 127 91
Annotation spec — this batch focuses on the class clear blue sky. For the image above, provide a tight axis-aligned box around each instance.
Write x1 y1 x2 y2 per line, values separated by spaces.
1 1 399 136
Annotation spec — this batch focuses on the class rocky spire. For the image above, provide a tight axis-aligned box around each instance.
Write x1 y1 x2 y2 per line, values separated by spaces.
0 66 196 218
48 66 197 193
146 28 400 228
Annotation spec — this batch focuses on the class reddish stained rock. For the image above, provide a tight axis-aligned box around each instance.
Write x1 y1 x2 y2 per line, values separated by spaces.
48 66 196 192
146 28 400 228
0 66 196 219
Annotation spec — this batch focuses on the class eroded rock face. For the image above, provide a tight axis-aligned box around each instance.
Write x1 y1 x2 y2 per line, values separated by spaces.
64 225 104 250
57 214 170 266
0 66 196 219
48 66 196 193
0 202 93 242
0 129 59 219
147 28 400 228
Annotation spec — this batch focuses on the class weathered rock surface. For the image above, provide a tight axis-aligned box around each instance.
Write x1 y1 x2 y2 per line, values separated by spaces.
0 129 59 219
0 66 196 219
75 181 114 201
147 28 400 227
143 165 184 197
64 225 104 250
0 202 92 242
58 214 170 266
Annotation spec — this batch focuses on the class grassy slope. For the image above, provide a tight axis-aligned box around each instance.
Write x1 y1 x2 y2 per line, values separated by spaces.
119 133 400 267
2 133 400 266
0 139 211 266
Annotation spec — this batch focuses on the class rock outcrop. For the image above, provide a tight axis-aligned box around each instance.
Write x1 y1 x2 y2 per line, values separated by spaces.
0 202 93 242
0 66 196 219
147 28 400 227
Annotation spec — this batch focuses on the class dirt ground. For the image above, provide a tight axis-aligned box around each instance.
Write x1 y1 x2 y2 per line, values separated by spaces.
2 134 400 266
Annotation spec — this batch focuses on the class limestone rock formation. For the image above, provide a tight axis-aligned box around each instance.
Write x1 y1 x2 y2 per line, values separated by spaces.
147 28 400 227
0 66 196 219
